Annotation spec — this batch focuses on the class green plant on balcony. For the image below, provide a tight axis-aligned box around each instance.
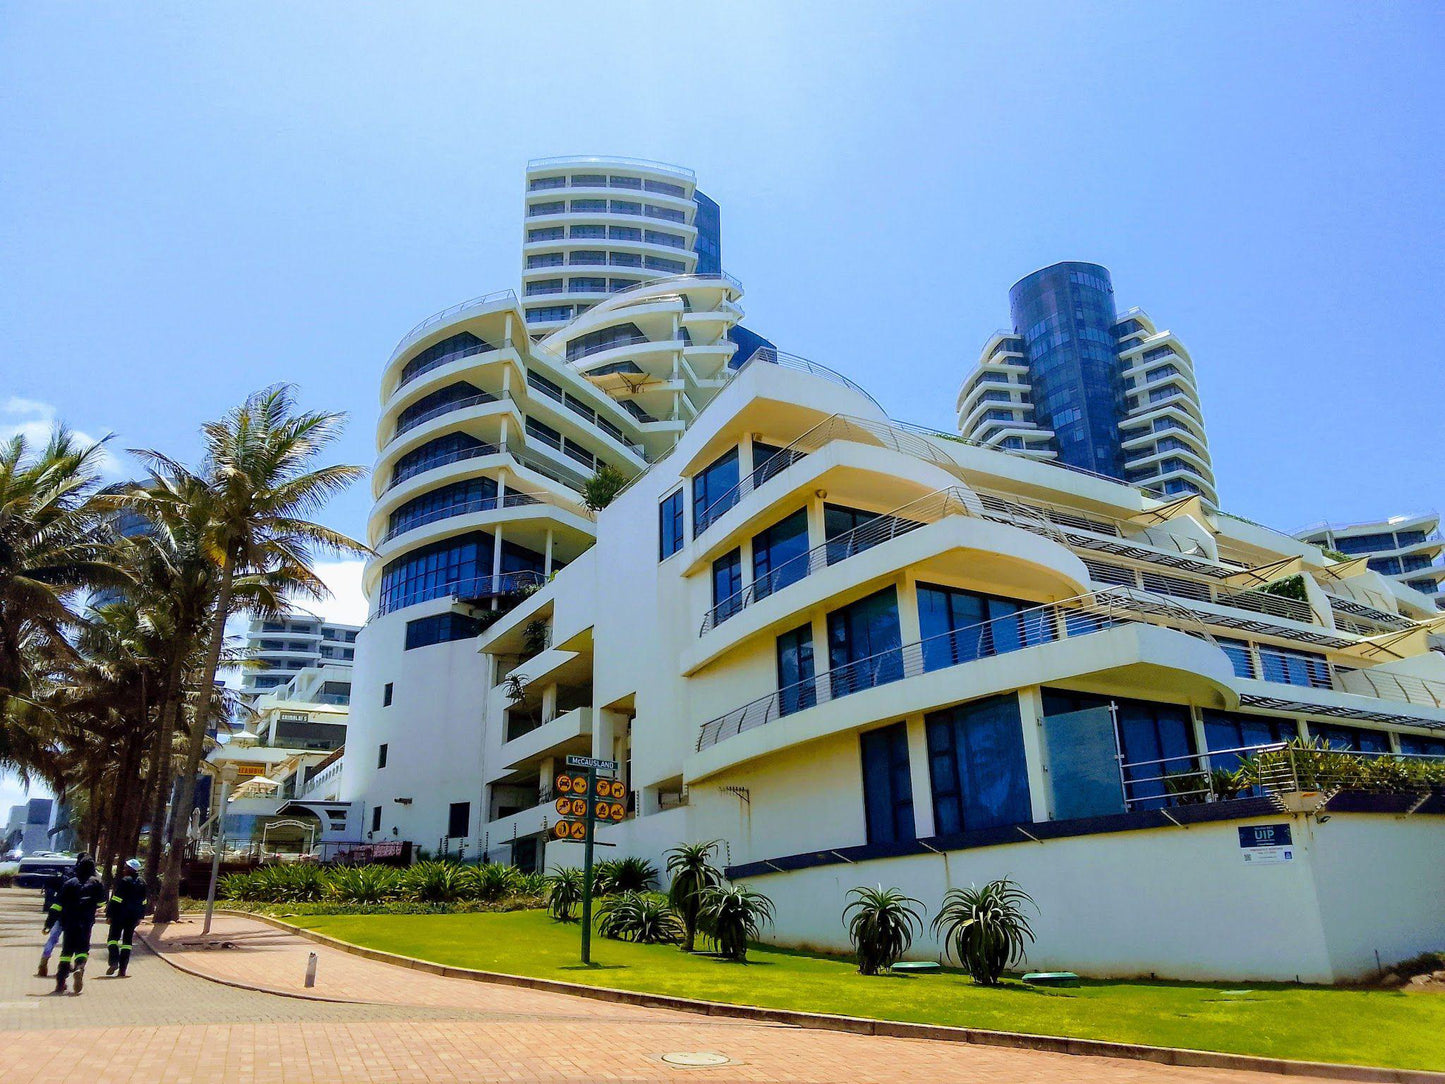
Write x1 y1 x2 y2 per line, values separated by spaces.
1236 738 1445 794
583 463 628 511
521 618 550 659
1262 574 1309 602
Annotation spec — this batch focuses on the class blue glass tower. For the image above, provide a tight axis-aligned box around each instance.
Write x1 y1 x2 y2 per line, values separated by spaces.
692 190 721 275
1008 262 1125 478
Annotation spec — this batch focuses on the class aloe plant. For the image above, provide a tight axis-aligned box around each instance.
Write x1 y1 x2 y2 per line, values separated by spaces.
932 879 1035 985
546 867 586 922
843 885 925 975
593 856 658 895
697 884 774 962
595 891 683 944
666 840 724 952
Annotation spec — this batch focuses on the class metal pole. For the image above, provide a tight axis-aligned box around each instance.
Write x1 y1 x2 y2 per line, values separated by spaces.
580 765 597 965
202 775 233 936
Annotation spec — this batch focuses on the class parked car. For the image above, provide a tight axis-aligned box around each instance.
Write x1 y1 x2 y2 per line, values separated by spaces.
15 852 75 888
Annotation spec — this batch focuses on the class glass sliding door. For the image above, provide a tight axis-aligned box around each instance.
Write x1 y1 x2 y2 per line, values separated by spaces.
827 587 902 698
925 695 1031 835
775 623 816 716
860 722 915 845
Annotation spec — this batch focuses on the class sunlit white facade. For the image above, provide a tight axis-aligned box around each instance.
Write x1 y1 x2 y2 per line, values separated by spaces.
1296 513 1445 612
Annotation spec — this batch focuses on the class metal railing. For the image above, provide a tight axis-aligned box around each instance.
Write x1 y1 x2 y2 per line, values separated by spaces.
395 341 499 393
568 334 656 362
699 486 1066 633
1121 742 1445 810
696 588 1188 751
375 569 545 618
381 490 543 545
1332 666 1445 710
388 289 517 366
387 441 500 491
527 154 697 181
391 391 508 442
734 346 883 410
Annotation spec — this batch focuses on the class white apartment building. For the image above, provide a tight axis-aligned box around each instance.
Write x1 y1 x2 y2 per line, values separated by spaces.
339 165 1445 983
1296 514 1445 612
239 614 360 702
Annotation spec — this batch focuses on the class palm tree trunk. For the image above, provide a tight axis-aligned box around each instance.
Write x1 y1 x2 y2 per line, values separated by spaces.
154 553 234 924
105 723 147 880
144 654 184 886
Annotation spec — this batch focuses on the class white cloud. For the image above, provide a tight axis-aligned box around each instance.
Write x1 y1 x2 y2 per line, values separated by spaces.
285 559 369 627
0 398 127 479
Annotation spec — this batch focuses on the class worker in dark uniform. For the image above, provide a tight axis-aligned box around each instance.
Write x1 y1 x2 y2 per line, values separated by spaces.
53 854 105 995
105 858 147 976
34 864 68 977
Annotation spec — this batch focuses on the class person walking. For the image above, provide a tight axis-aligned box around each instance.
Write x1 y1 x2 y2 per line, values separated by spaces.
34 865 67 977
53 855 106 995
105 858 147 977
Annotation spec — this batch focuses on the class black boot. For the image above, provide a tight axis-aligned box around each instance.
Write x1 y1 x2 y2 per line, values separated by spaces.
35 957 48 978
72 963 84 994
53 962 68 995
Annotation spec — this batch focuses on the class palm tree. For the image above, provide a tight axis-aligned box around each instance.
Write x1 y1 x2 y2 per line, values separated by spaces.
666 840 724 952
135 385 367 922
0 428 125 724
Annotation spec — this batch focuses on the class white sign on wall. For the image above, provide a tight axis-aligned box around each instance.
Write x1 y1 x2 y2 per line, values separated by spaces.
1238 823 1294 866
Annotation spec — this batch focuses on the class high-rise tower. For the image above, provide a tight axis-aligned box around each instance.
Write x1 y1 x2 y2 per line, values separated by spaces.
957 261 1217 504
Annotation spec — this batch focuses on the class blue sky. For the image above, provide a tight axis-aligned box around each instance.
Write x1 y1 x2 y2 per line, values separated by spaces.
1 4 1441 807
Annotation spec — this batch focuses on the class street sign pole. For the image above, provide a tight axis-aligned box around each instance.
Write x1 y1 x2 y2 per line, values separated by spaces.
579 764 597 965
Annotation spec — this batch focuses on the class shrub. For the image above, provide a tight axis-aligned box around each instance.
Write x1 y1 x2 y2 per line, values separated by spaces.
698 884 774 962
843 885 924 975
219 871 258 901
582 463 628 511
251 862 327 902
402 861 472 903
593 856 658 895
546 867 586 922
595 891 683 944
327 864 402 904
932 879 1036 985
666 840 723 952
513 871 548 898
470 862 522 902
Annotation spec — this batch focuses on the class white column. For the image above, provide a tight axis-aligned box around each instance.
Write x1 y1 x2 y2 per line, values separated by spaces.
905 715 934 838
1016 686 1052 823
544 528 554 577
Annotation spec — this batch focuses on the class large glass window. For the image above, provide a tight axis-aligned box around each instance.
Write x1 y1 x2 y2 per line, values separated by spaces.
399 331 491 387
566 322 646 362
391 432 489 488
379 534 492 614
1310 724 1390 753
752 508 809 600
776 624 816 716
1399 733 1445 758
917 584 1052 672
1202 710 1296 771
388 476 497 537
1216 637 1256 679
658 489 685 560
827 587 902 697
822 503 909 564
692 448 739 532
860 722 914 845
926 695 1032 835
395 382 489 437
447 802 470 839
1042 690 1195 808
751 440 803 488
405 612 481 650
711 549 742 624
1257 646 1331 689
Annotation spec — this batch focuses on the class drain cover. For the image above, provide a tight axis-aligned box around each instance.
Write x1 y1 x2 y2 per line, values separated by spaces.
661 1052 731 1067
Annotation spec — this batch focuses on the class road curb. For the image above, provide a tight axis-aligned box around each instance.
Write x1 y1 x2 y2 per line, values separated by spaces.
179 909 1443 1084
136 924 370 1006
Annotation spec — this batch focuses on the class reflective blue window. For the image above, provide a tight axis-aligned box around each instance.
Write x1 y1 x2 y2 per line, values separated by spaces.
1399 733 1445 758
1310 724 1390 753
405 612 481 650
388 477 498 538
860 722 914 845
379 534 492 614
1216 637 1256 678
752 508 809 600
693 191 721 275
711 549 742 624
399 331 492 387
776 623 816 716
658 489 685 560
917 584 1052 672
692 448 739 532
391 432 489 488
1202 710 1295 772
827 587 902 697
1041 690 1195 809
395 382 488 437
926 694 1032 835
1258 646 1331 689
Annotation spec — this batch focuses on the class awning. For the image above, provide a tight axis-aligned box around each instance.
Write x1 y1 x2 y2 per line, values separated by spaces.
1221 555 1304 589
1313 556 1372 582
1128 494 1209 528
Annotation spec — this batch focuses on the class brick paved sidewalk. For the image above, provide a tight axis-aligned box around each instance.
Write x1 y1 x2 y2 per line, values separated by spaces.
0 890 1350 1083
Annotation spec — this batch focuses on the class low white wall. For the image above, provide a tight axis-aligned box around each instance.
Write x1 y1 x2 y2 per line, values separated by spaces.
727 813 1445 984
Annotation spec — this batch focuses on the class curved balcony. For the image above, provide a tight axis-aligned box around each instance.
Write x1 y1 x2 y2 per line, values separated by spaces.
388 391 513 446
689 590 1239 778
374 569 546 619
386 290 516 371
380 490 543 546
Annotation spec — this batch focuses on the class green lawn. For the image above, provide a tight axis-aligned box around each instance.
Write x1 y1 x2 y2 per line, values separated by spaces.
292 909 1445 1071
